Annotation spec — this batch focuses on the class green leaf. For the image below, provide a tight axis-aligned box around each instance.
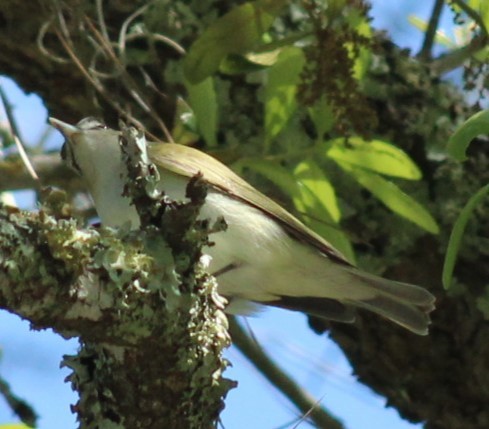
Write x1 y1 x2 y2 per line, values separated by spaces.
442 183 489 289
241 158 354 262
0 425 33 429
346 8 372 81
481 0 489 32
239 158 303 199
246 48 282 66
220 54 267 75
306 217 355 263
185 77 218 147
447 109 489 161
308 97 335 139
473 46 489 62
468 0 489 32
294 159 340 222
219 49 282 75
293 206 354 263
408 15 455 48
183 0 287 84
264 46 305 146
293 160 354 261
326 137 422 180
338 163 439 234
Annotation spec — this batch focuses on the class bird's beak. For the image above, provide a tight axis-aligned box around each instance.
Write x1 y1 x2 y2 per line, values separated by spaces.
48 117 78 139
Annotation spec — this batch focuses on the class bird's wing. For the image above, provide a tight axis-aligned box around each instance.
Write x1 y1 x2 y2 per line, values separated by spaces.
149 143 352 266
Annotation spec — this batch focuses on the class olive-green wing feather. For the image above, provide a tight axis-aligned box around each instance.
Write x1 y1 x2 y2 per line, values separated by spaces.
149 143 351 266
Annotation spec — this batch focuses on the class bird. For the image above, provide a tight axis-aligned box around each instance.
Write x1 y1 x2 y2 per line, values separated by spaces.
49 117 435 335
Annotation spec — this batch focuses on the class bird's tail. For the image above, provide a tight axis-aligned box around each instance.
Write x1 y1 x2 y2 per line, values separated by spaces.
270 268 435 335
341 268 435 335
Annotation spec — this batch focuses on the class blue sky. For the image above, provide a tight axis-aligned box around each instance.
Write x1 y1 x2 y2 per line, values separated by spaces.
0 2 457 428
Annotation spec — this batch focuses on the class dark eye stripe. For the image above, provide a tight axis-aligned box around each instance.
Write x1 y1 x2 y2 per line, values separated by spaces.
71 156 82 174
60 143 67 160
60 142 82 175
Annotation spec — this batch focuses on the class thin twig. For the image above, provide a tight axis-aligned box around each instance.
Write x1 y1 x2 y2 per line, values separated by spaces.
85 18 174 142
118 3 150 56
89 46 122 80
55 30 107 95
418 0 445 60
292 393 328 429
37 19 70 64
117 1 185 56
12 136 40 183
152 34 186 55
0 84 40 183
54 1 72 40
228 316 344 429
54 28 159 142
138 67 172 103
0 85 23 144
95 0 111 47
0 376 38 428
51 4 173 142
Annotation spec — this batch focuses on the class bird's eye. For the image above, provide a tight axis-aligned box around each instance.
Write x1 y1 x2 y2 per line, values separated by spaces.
77 117 107 130
93 123 108 130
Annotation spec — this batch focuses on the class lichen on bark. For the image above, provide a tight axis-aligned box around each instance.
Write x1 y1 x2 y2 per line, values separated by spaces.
0 124 234 428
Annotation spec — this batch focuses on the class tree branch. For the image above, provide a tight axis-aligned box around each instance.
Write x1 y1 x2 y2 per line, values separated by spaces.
229 317 344 429
418 0 445 60
0 153 82 193
0 177 233 428
429 0 489 74
430 33 488 74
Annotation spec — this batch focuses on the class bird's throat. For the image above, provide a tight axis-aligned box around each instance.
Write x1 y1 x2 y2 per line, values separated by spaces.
87 161 190 229
88 166 141 228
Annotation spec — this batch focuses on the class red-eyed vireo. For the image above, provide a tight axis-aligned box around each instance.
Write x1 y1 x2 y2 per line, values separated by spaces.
49 117 435 335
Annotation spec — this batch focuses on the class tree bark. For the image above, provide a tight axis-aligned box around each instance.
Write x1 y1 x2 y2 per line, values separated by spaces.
0 127 233 428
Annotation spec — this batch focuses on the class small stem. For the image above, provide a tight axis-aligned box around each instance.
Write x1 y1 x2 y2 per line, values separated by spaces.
418 0 445 60
0 84 40 184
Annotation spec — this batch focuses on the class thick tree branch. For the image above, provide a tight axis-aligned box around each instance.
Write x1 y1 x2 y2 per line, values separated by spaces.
0 161 233 428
